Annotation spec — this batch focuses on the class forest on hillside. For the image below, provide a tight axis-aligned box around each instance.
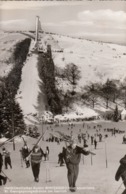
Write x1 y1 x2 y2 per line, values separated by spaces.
0 38 31 137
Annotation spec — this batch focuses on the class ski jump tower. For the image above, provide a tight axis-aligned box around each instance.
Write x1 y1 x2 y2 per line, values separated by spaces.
35 16 39 44
34 16 42 50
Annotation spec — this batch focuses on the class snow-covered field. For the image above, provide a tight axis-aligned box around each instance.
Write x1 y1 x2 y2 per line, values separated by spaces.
0 121 126 194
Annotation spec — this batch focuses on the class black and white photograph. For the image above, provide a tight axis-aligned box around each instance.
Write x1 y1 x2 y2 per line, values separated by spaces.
0 0 126 194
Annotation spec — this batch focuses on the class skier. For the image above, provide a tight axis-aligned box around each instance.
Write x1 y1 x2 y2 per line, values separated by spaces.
77 134 81 144
99 134 102 142
91 135 94 145
44 146 49 161
30 145 44 182
21 144 30 168
123 135 126 144
83 136 88 148
94 135 98 149
2 147 12 169
63 138 94 192
58 147 65 166
115 154 126 194
94 138 97 149
0 152 7 185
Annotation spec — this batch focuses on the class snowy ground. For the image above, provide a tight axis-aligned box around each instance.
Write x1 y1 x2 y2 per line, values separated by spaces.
16 51 41 117
0 121 126 194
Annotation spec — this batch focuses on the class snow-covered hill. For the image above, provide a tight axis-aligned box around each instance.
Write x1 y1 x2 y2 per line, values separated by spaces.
35 32 126 87
1 31 126 123
37 33 126 117
51 34 126 87
0 32 29 77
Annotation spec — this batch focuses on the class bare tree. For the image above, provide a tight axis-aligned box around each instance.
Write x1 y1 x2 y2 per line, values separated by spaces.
82 83 100 108
64 63 81 94
100 79 118 109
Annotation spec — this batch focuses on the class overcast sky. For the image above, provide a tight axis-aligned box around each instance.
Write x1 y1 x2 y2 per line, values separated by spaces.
0 1 126 44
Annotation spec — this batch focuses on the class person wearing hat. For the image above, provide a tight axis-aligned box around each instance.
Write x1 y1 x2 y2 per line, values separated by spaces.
21 144 30 168
30 145 44 182
115 154 126 194
63 138 93 192
2 147 12 169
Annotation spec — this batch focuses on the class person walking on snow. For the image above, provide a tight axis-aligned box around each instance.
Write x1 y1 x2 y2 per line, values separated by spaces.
21 144 30 168
0 152 7 185
2 147 12 169
91 135 94 145
94 135 98 149
44 146 49 161
58 147 65 166
63 138 95 192
115 154 126 194
30 145 44 182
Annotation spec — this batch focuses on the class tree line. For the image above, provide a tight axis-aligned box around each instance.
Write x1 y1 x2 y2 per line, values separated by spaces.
37 45 62 115
82 79 126 110
55 62 126 121
0 38 31 137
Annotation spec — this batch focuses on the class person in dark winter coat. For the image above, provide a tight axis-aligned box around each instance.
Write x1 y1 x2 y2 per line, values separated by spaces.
91 135 94 145
44 146 49 161
62 138 90 192
115 155 126 194
58 153 64 166
99 134 102 142
94 138 97 149
2 148 12 169
58 147 65 166
123 135 126 144
30 145 44 182
0 152 7 185
21 144 30 168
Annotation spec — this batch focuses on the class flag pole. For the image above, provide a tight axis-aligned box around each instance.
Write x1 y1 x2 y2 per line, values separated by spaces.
91 144 93 166
105 139 108 168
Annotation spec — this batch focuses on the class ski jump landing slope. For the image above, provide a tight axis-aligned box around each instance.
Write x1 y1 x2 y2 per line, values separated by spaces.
16 41 45 124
